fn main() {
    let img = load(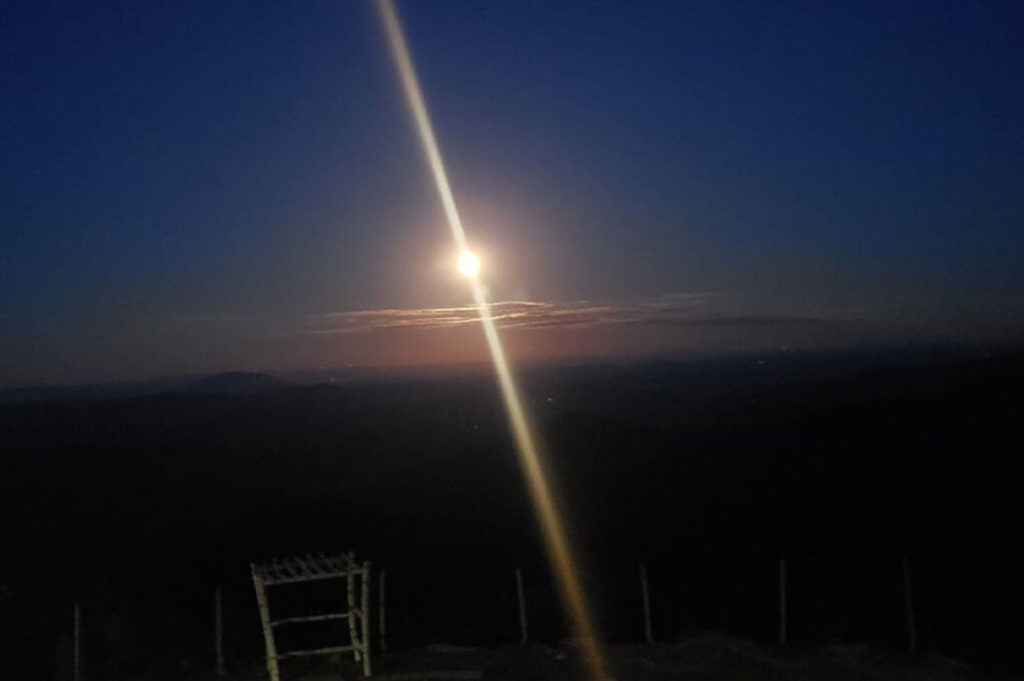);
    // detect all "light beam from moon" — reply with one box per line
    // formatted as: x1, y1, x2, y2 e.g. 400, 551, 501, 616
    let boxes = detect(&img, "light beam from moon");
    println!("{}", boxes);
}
374, 2, 609, 680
